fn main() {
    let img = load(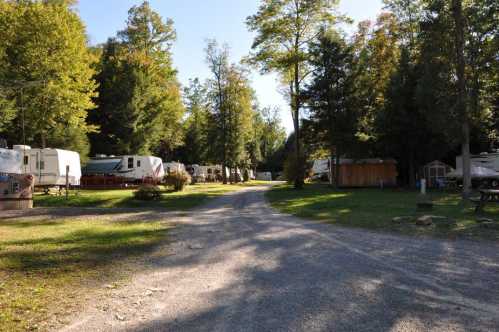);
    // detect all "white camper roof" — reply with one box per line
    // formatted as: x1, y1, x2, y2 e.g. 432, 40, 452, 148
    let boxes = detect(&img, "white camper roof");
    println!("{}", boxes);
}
0, 148, 22, 174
